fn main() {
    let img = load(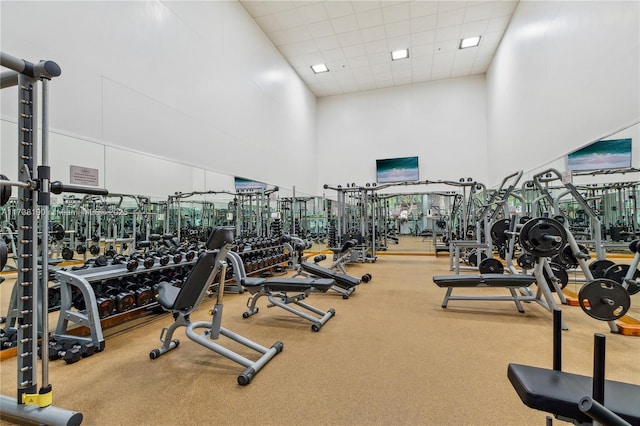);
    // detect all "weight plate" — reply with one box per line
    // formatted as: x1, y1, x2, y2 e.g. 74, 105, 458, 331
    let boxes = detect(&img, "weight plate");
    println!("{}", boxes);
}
76, 245, 86, 255
543, 262, 569, 292
0, 174, 11, 207
588, 259, 616, 279
61, 247, 74, 261
490, 219, 511, 247
629, 240, 639, 254
478, 258, 504, 274
468, 250, 487, 267
89, 245, 100, 256
519, 216, 532, 225
578, 278, 631, 321
519, 217, 567, 258
558, 244, 589, 269
50, 223, 65, 241
0, 239, 8, 270
517, 253, 536, 270
603, 263, 640, 287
